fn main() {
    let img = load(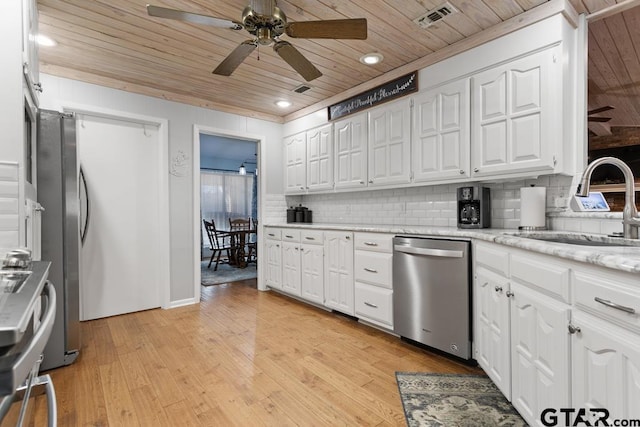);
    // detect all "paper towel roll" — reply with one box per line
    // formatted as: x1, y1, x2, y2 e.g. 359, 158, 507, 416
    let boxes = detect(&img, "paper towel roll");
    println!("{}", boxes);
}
520, 186, 546, 229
